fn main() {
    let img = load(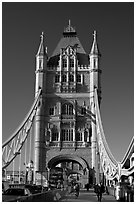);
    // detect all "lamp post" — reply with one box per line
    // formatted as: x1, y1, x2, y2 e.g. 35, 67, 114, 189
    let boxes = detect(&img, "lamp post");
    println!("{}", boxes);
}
26, 160, 34, 184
